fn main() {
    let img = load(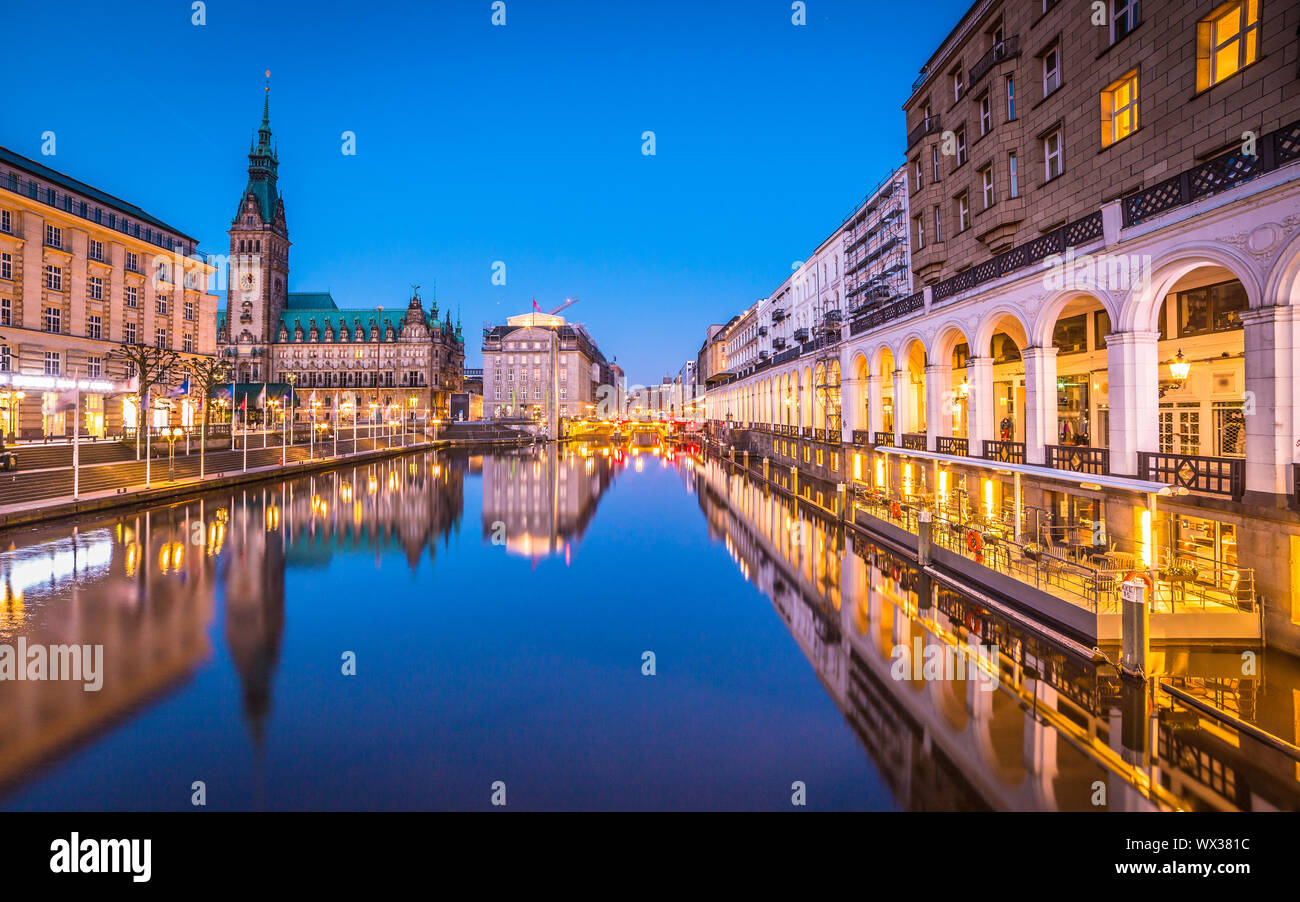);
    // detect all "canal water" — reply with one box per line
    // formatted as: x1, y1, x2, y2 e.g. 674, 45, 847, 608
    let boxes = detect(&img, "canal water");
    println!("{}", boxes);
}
0, 445, 1296, 811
